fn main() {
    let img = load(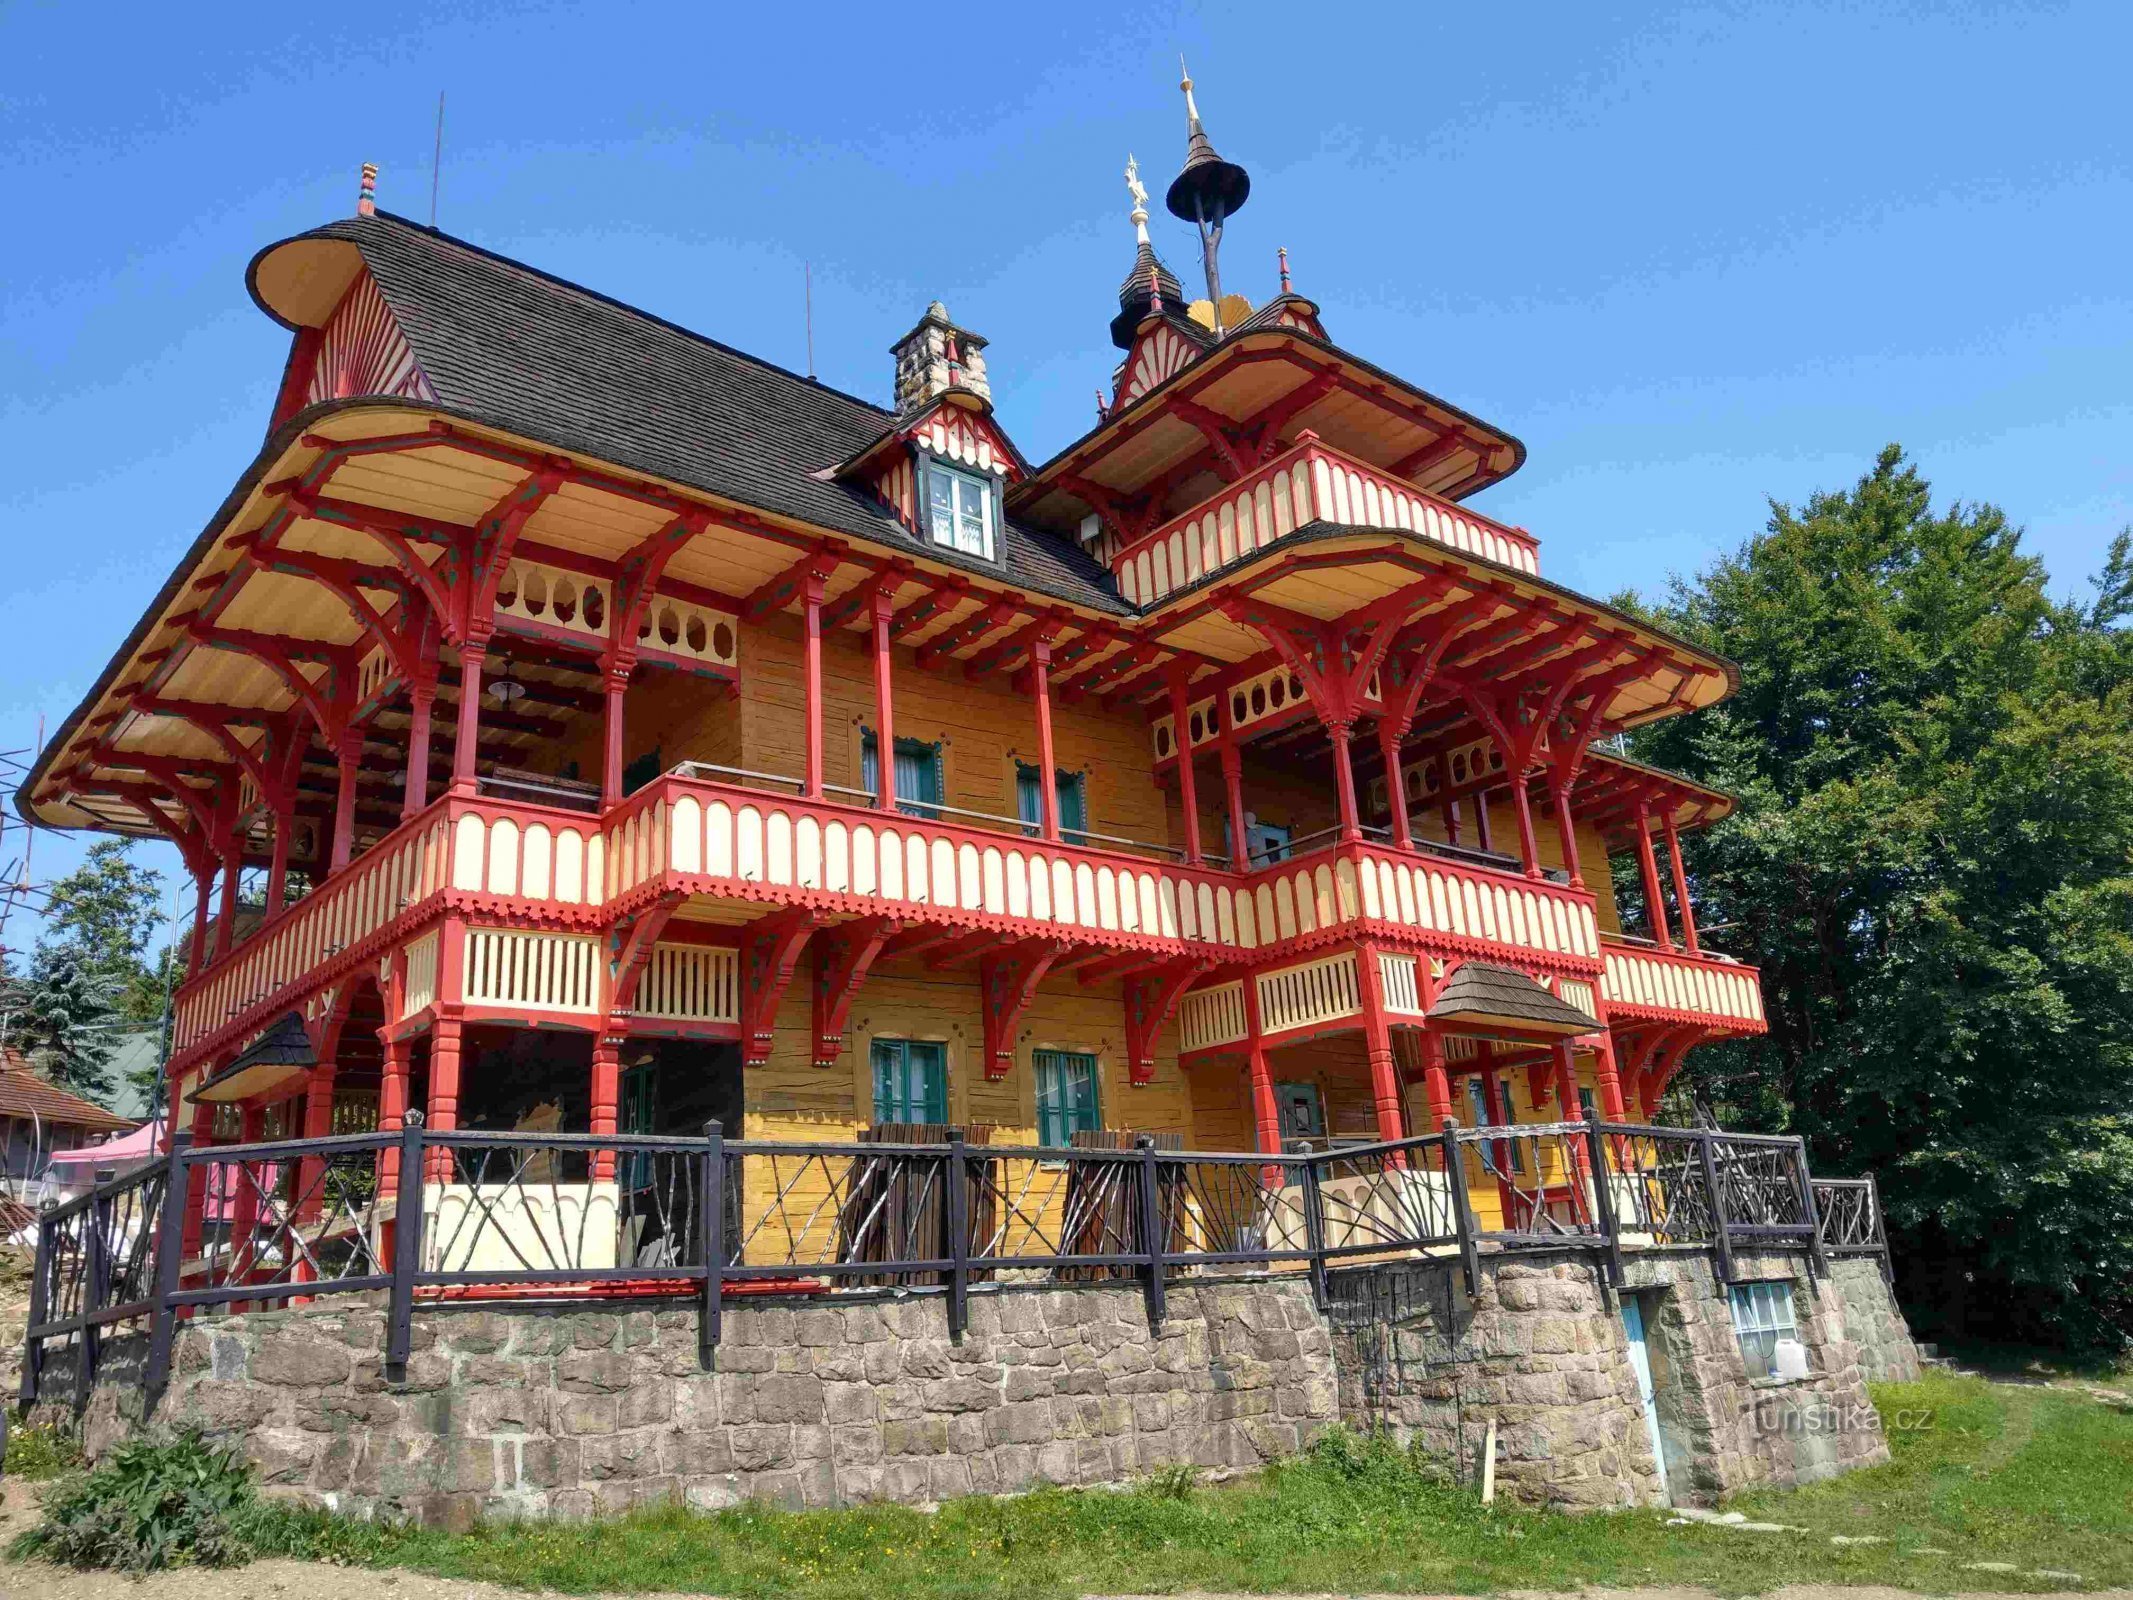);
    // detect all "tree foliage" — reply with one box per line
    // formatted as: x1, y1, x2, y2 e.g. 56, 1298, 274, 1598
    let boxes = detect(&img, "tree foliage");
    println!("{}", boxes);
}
42, 837, 168, 1024
1627, 446, 2133, 1352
